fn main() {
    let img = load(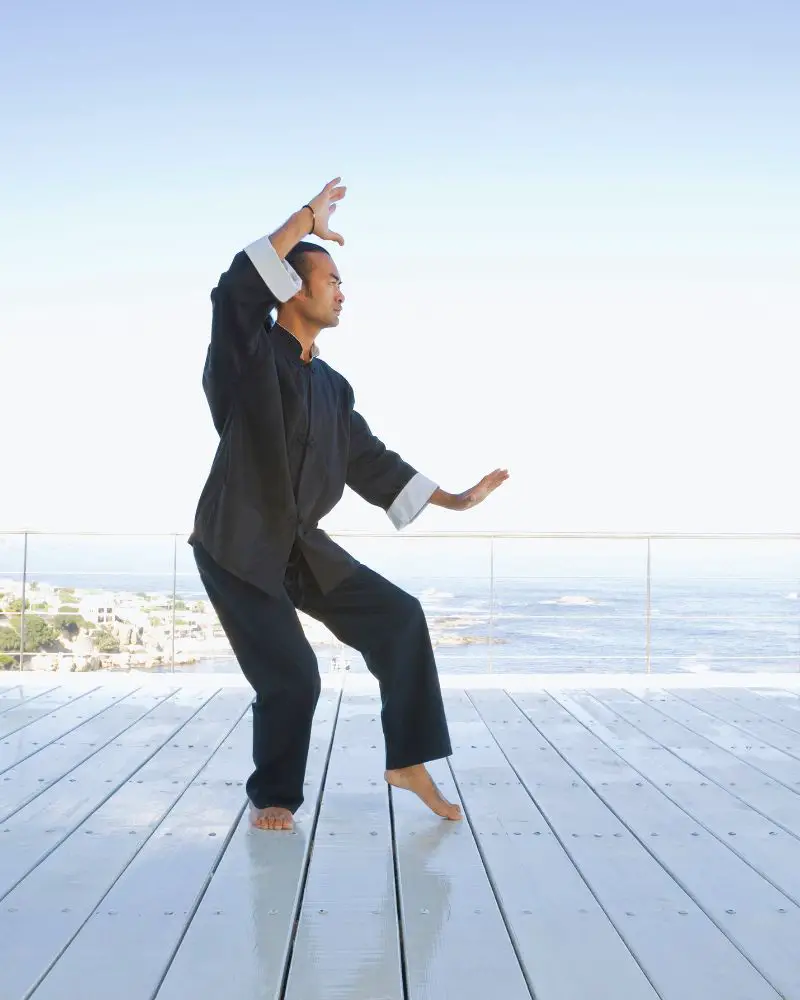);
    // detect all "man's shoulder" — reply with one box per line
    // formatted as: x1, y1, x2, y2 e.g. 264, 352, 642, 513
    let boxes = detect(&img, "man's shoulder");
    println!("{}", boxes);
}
316, 357, 351, 394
